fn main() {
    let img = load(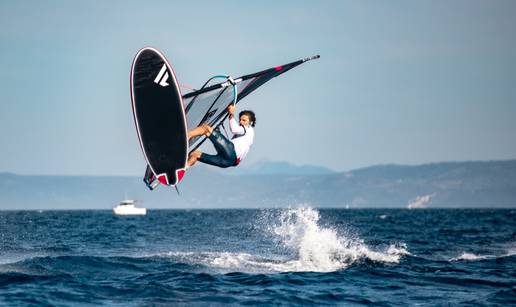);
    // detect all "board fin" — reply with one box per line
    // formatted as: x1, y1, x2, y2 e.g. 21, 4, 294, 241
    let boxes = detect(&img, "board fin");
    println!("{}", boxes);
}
143, 165, 160, 190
